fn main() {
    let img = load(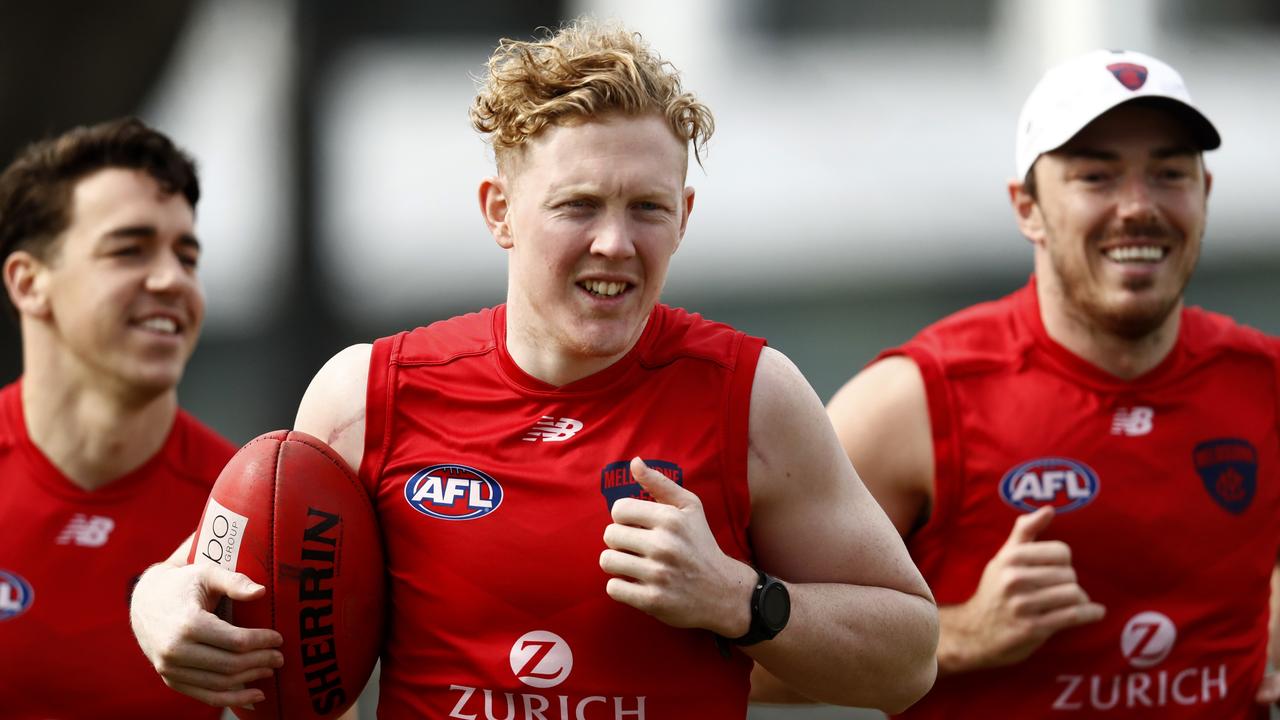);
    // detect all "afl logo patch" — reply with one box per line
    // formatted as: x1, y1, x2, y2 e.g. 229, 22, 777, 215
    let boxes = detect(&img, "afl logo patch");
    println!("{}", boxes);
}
0, 569, 34, 621
1000, 457, 1099, 514
404, 464, 503, 520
